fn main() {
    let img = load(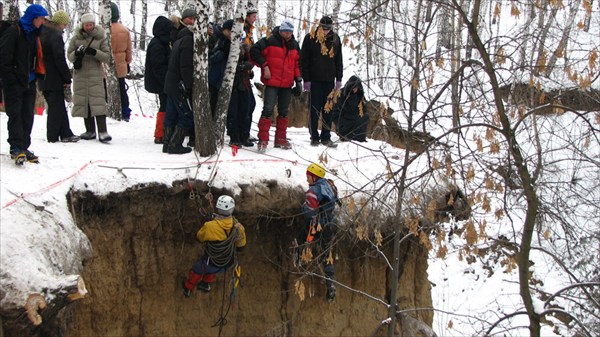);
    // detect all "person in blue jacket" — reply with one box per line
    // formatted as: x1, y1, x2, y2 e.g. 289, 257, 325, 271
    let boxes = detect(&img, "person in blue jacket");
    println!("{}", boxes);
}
301, 162, 339, 302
